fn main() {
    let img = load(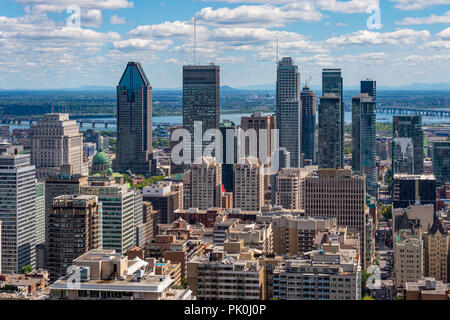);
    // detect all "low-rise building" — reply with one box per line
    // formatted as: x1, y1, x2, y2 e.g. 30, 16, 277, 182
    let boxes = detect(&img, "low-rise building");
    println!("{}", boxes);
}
405, 277, 448, 300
